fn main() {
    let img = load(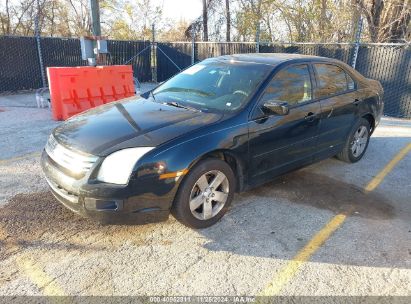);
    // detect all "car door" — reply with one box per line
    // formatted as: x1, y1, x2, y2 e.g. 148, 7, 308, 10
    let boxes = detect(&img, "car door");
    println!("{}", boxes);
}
248, 63, 321, 186
312, 63, 360, 159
